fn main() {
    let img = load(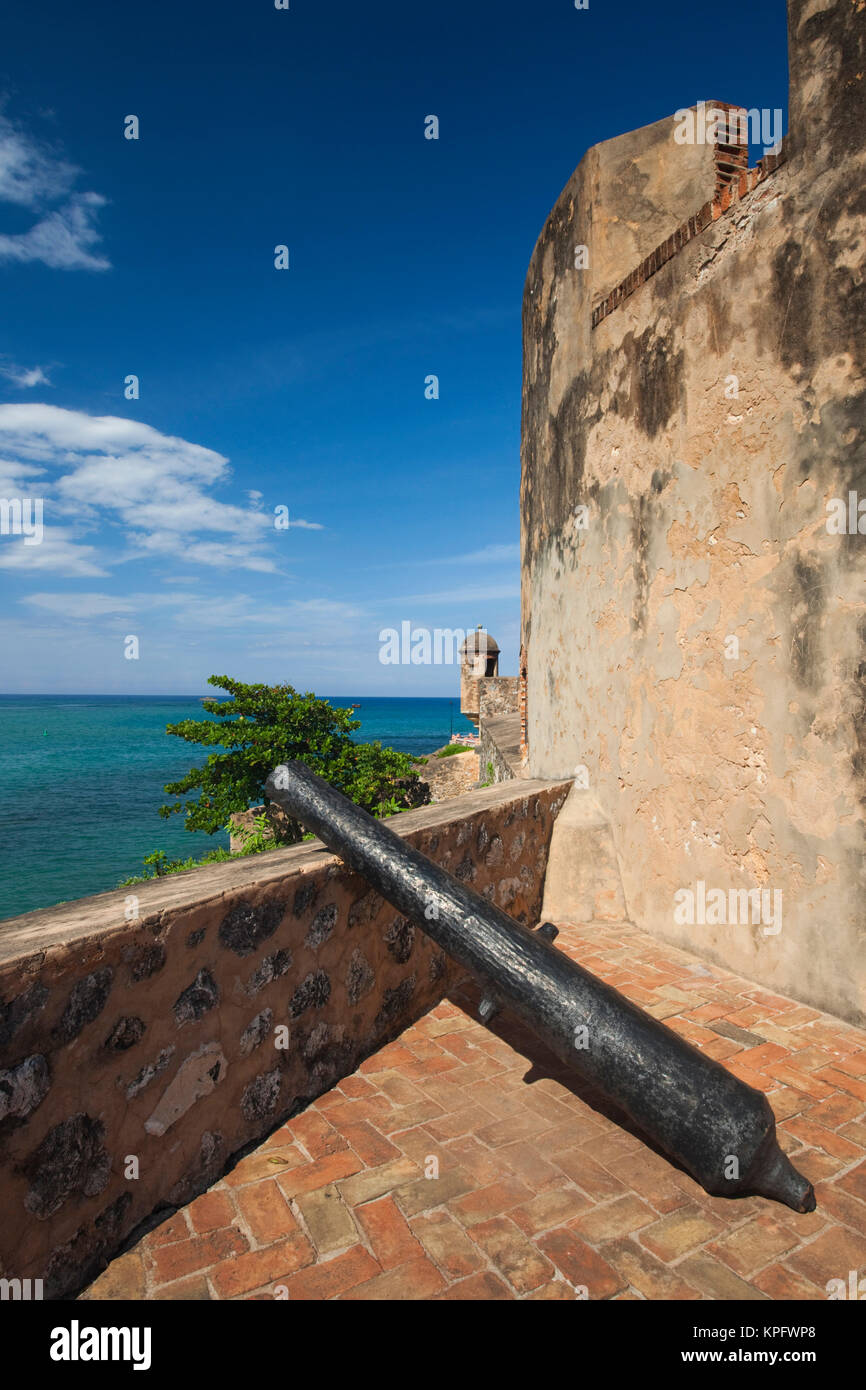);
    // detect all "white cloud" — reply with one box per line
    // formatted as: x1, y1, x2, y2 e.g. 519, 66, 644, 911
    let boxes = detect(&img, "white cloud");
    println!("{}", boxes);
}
364, 540, 517, 573
0, 192, 109, 271
0, 526, 106, 576
0, 113, 76, 207
20, 589, 364, 634
24, 591, 133, 618
0, 363, 51, 389
389, 583, 520, 605
443, 542, 519, 565
288, 518, 324, 531
0, 404, 300, 575
0, 113, 109, 271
